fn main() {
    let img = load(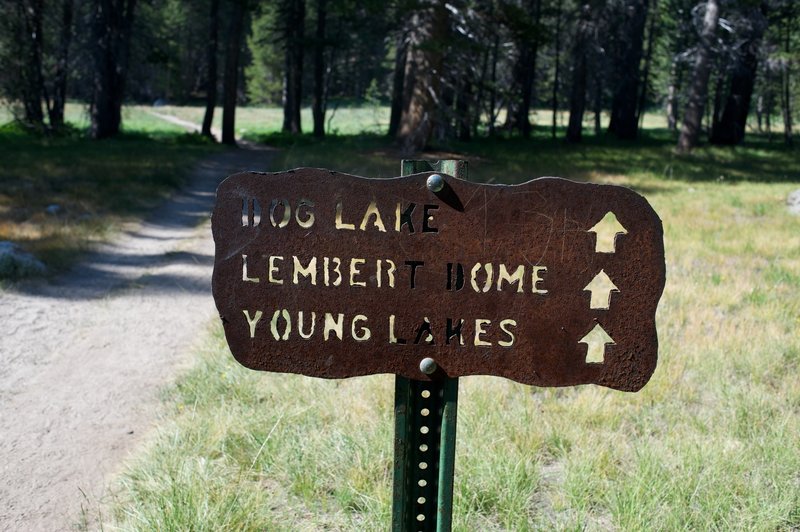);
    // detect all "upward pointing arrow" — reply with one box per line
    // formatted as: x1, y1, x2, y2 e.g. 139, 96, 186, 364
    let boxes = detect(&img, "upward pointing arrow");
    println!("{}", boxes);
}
579, 324, 615, 364
588, 212, 628, 253
583, 270, 620, 310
